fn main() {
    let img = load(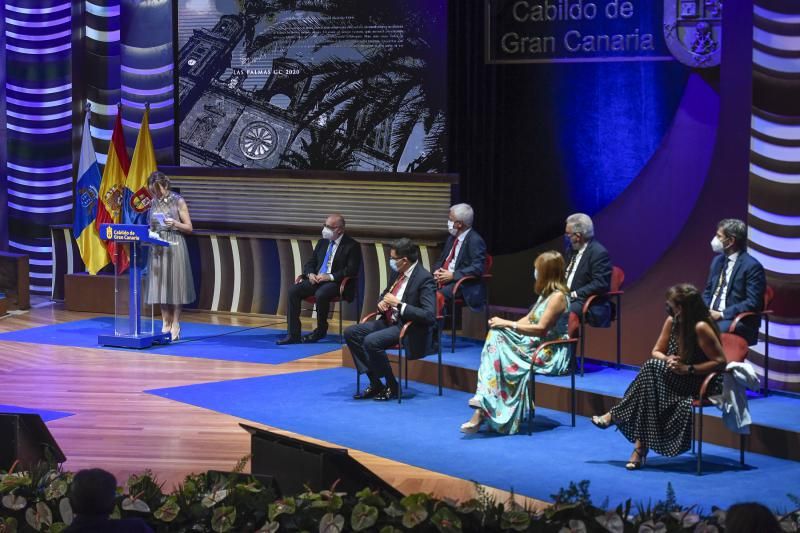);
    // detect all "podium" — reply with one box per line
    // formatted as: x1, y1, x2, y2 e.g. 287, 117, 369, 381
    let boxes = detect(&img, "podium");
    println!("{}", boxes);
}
98, 224, 171, 349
